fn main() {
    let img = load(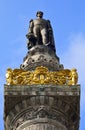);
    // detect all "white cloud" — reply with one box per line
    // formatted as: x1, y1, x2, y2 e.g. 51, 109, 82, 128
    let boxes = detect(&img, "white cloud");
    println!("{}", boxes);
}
62, 33, 85, 82
61, 33, 85, 111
